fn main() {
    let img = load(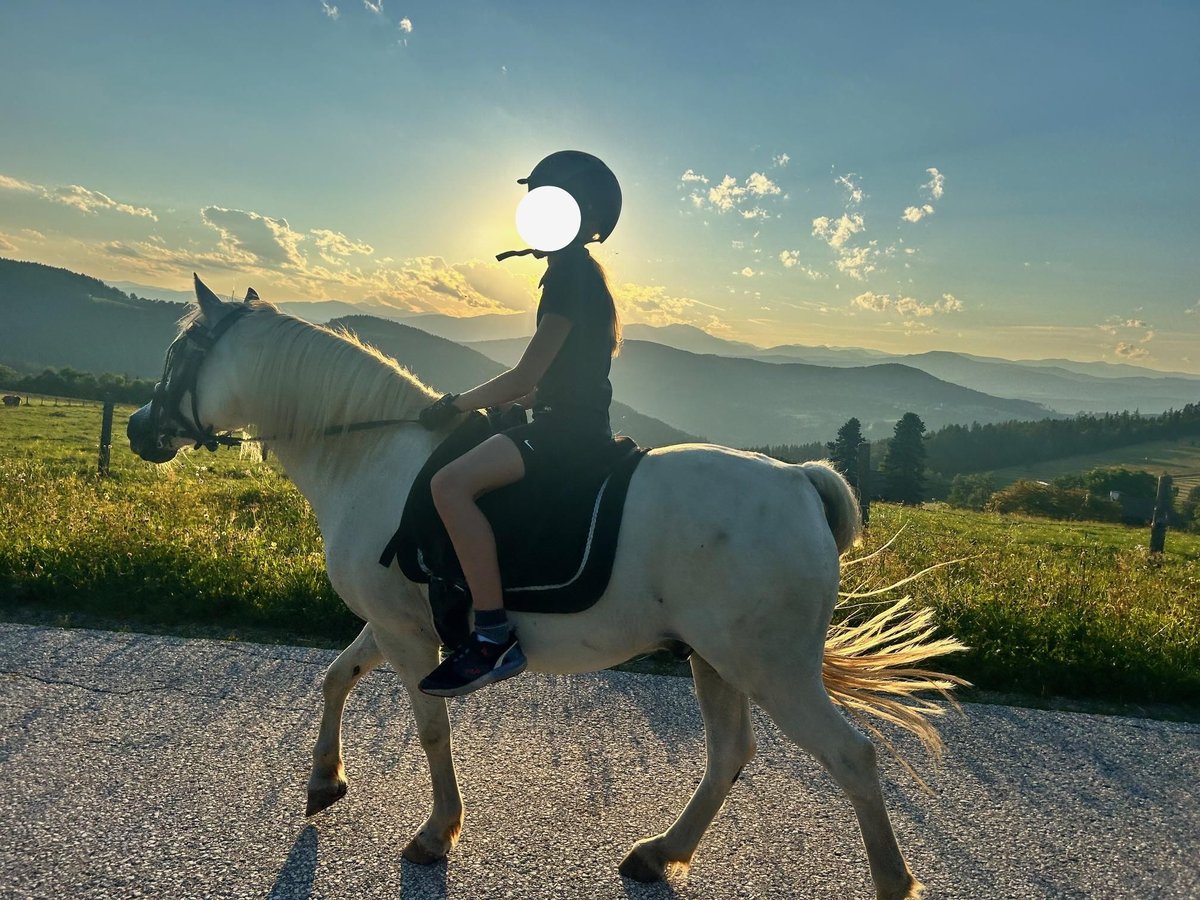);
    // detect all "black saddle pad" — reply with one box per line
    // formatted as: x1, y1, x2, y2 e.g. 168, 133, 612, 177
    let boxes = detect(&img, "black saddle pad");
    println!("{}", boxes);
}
380, 410, 647, 628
